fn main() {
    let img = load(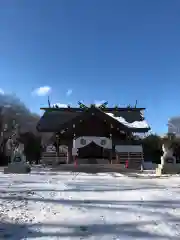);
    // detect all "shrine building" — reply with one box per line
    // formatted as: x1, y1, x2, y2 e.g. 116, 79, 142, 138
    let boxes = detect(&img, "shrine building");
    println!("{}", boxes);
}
36, 102, 150, 167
